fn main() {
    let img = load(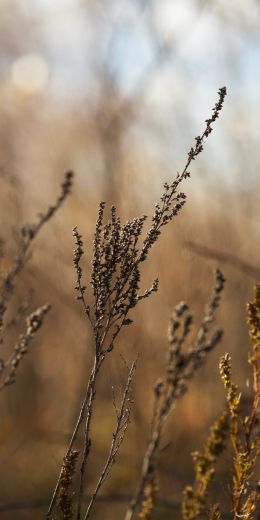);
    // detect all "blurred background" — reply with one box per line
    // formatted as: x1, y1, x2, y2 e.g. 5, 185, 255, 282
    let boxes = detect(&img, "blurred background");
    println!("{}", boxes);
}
0, 0, 259, 518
